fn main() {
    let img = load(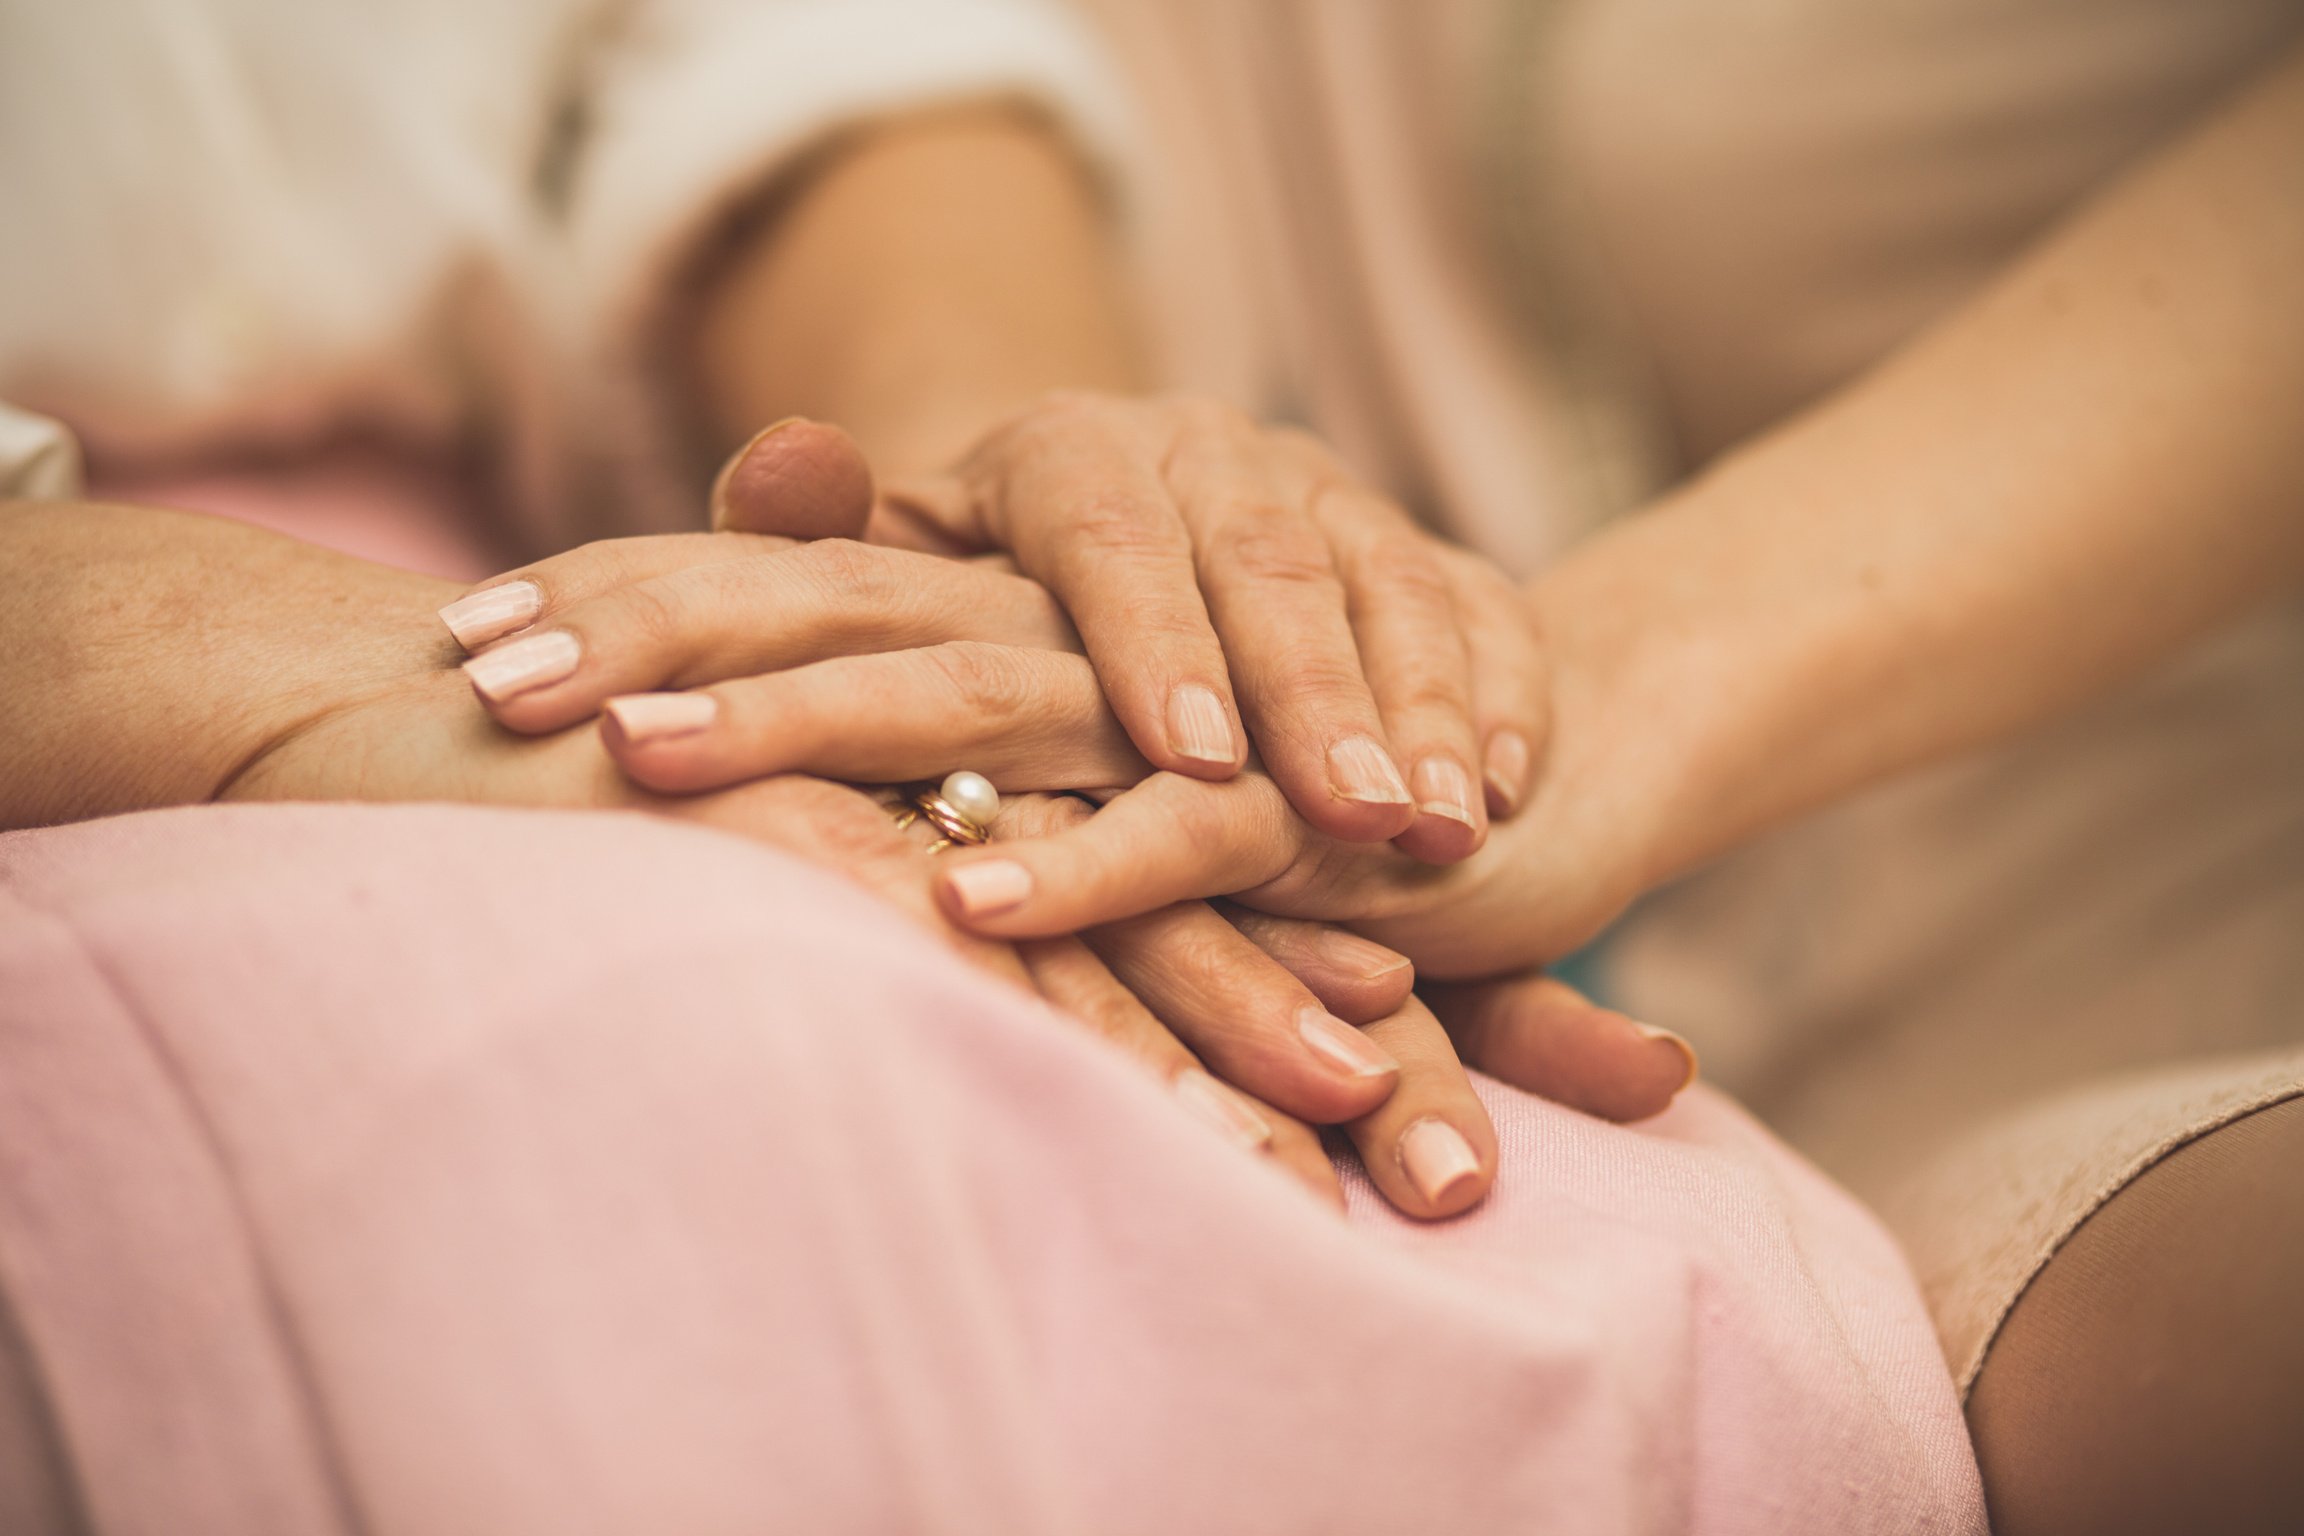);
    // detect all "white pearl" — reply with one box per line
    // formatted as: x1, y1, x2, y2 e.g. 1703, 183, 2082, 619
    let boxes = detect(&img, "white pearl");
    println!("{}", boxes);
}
940, 770, 1000, 828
